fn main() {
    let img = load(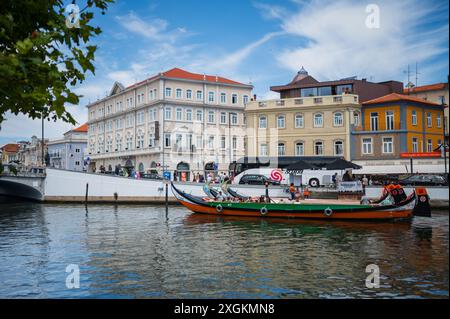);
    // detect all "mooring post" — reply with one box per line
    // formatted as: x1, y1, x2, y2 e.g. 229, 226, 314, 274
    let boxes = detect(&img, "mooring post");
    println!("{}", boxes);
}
165, 182, 169, 215
85, 183, 89, 203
